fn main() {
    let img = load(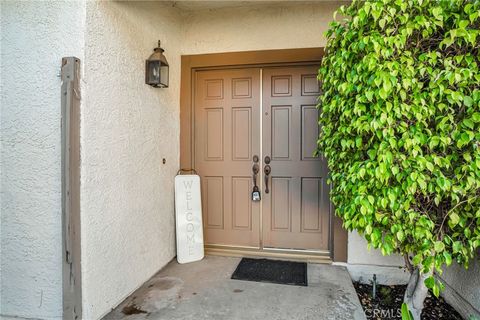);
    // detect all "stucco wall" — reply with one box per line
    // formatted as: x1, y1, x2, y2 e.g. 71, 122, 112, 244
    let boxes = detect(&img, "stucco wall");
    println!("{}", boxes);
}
0, 1, 85, 319
181, 3, 342, 55
346, 231, 409, 285
81, 2, 182, 319
439, 255, 480, 319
